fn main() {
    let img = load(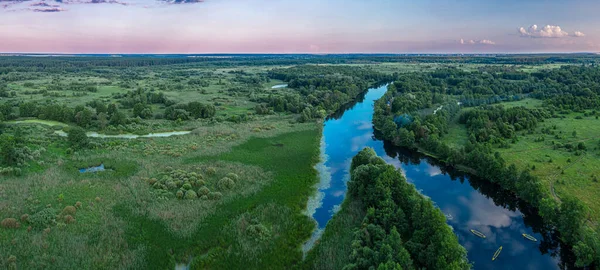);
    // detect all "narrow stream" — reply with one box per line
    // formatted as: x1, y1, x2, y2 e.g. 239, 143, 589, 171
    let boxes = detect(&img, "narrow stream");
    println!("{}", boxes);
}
306, 84, 577, 269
